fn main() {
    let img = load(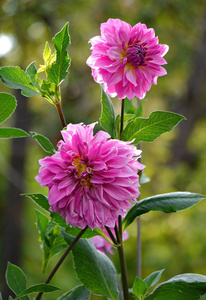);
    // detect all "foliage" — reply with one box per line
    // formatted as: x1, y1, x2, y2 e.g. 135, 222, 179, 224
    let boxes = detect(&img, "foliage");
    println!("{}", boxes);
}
0, 9, 206, 300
